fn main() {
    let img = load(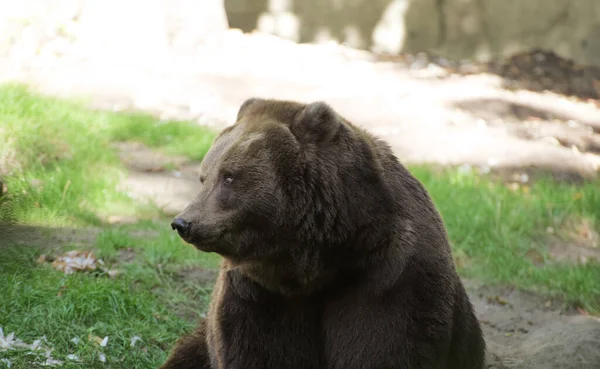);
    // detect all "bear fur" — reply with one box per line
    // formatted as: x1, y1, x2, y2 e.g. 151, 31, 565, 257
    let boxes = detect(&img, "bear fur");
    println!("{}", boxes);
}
160, 98, 486, 369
